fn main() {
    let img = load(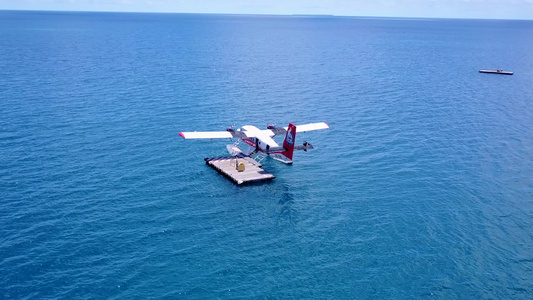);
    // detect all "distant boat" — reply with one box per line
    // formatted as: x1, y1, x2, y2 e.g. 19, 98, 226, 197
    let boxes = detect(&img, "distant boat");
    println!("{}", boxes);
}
479, 69, 513, 75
